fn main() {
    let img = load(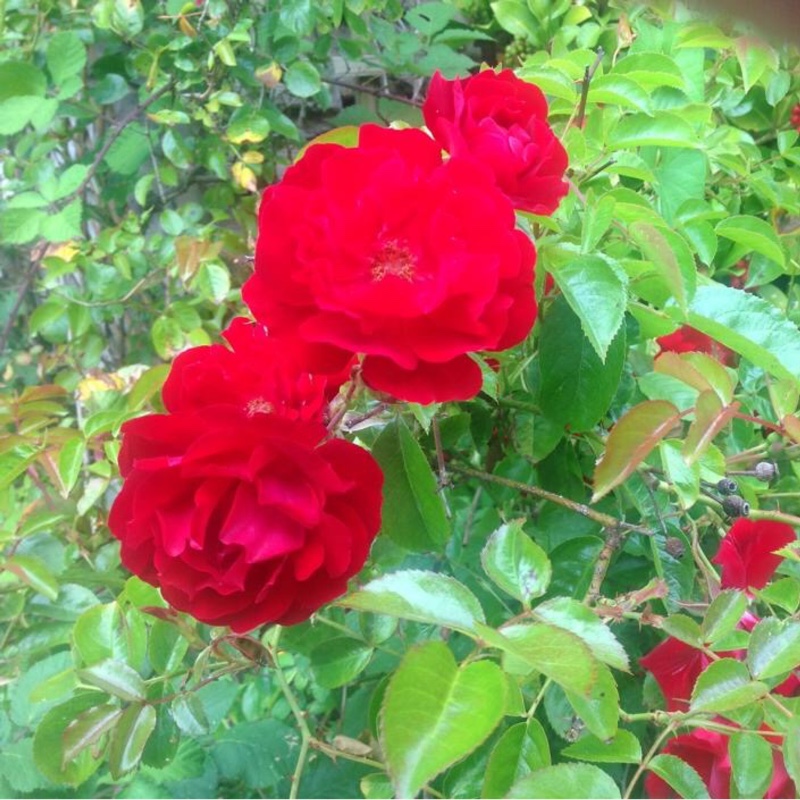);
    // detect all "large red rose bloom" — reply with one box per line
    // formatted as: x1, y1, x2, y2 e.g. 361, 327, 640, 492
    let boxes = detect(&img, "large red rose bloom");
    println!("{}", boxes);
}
423, 69, 569, 215
108, 412, 383, 632
242, 125, 537, 404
